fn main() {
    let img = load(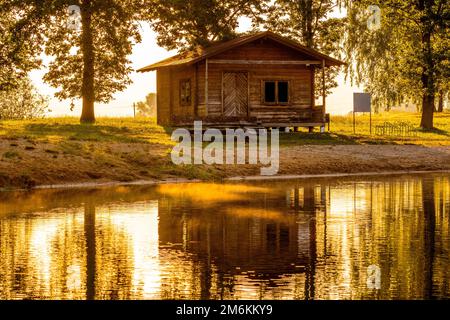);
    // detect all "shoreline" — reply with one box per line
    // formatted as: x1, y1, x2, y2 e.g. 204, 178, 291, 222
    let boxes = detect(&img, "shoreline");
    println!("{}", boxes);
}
2, 133, 450, 191
16, 169, 450, 191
